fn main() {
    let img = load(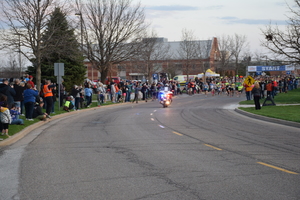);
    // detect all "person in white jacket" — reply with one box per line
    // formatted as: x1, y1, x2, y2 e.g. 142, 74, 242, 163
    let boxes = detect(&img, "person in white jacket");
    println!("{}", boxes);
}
0, 101, 12, 137
110, 82, 116, 103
